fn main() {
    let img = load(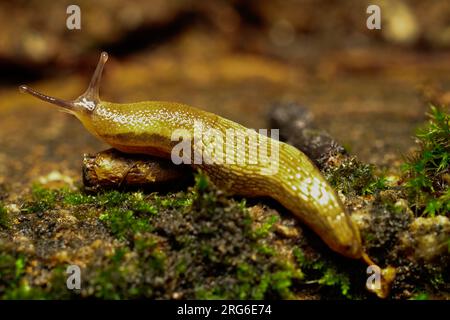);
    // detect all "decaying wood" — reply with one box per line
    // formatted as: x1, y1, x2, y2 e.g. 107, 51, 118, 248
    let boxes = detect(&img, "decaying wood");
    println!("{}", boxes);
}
82, 149, 190, 191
